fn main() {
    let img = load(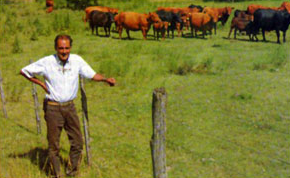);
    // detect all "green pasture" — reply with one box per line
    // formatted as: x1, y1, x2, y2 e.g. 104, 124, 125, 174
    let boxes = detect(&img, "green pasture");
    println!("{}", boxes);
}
0, 0, 290, 178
